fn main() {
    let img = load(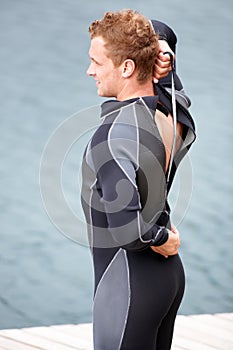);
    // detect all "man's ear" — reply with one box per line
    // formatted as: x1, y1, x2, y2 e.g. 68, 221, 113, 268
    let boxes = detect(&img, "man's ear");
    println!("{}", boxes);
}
121, 59, 136, 79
